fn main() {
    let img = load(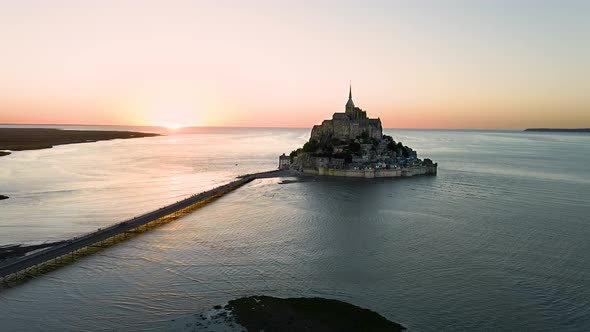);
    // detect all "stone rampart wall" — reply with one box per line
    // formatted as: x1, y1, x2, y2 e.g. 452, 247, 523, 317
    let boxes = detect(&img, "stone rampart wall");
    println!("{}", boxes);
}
315, 165, 436, 178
